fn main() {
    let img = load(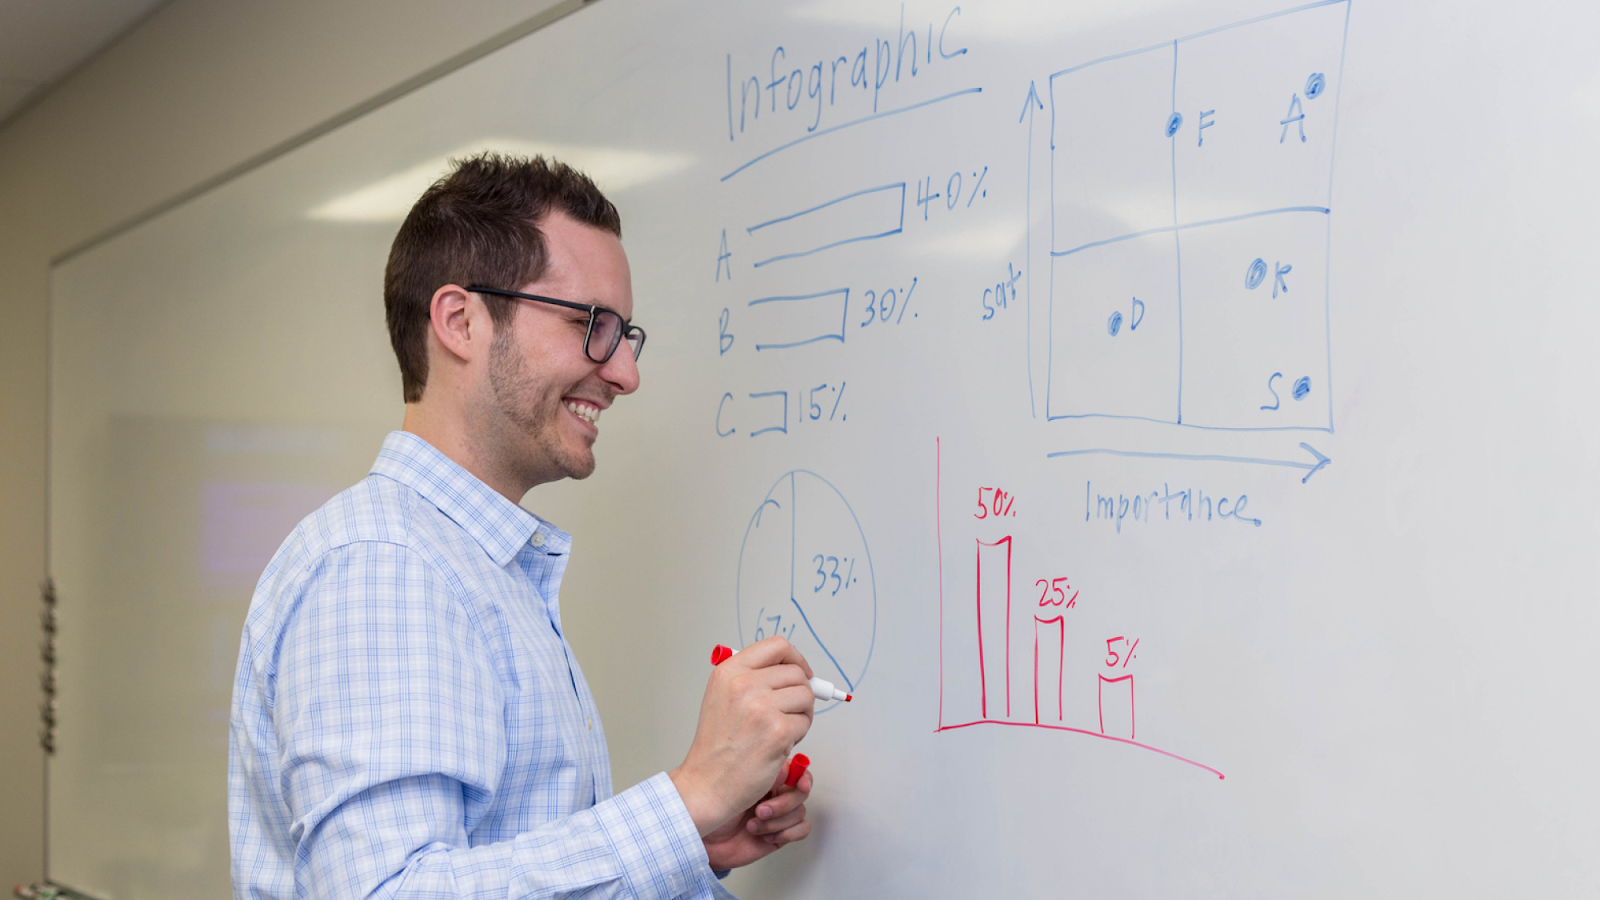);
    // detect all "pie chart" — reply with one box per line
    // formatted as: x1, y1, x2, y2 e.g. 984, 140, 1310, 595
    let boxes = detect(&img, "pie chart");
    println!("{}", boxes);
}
736, 470, 876, 712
